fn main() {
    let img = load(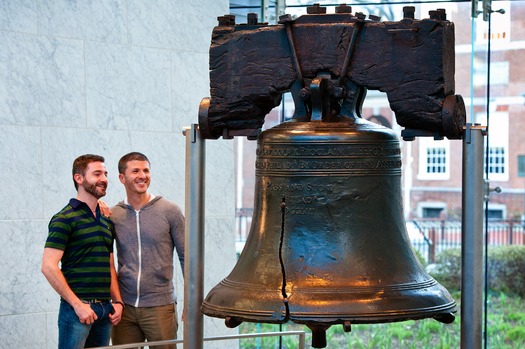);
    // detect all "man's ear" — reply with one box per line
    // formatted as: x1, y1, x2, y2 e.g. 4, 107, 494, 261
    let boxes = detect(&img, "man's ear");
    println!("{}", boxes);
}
119, 173, 125, 184
73, 173, 83, 186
